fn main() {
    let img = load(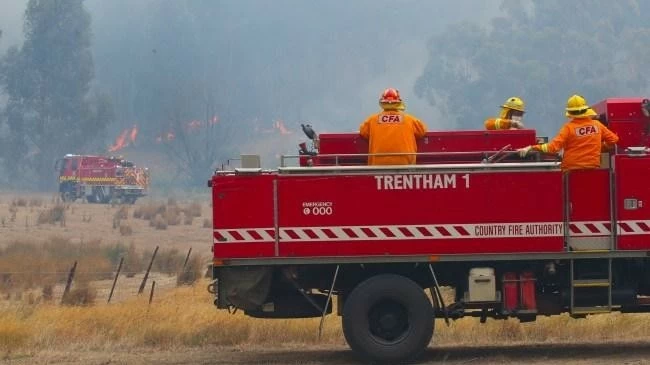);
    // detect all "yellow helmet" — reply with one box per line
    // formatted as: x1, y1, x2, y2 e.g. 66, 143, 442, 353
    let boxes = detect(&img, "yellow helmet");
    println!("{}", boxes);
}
501, 96, 526, 112
565, 94, 597, 118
